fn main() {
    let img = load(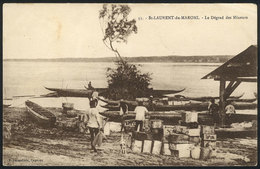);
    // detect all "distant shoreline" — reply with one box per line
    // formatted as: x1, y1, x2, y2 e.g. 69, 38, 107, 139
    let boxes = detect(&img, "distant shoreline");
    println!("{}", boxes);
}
3, 55, 233, 63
